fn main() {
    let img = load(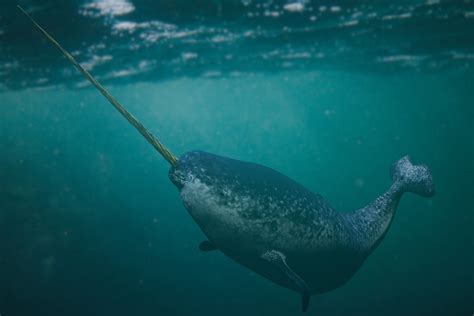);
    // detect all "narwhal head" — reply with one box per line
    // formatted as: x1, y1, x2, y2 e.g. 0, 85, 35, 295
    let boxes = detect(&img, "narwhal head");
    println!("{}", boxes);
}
168, 151, 238, 230
168, 150, 218, 190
